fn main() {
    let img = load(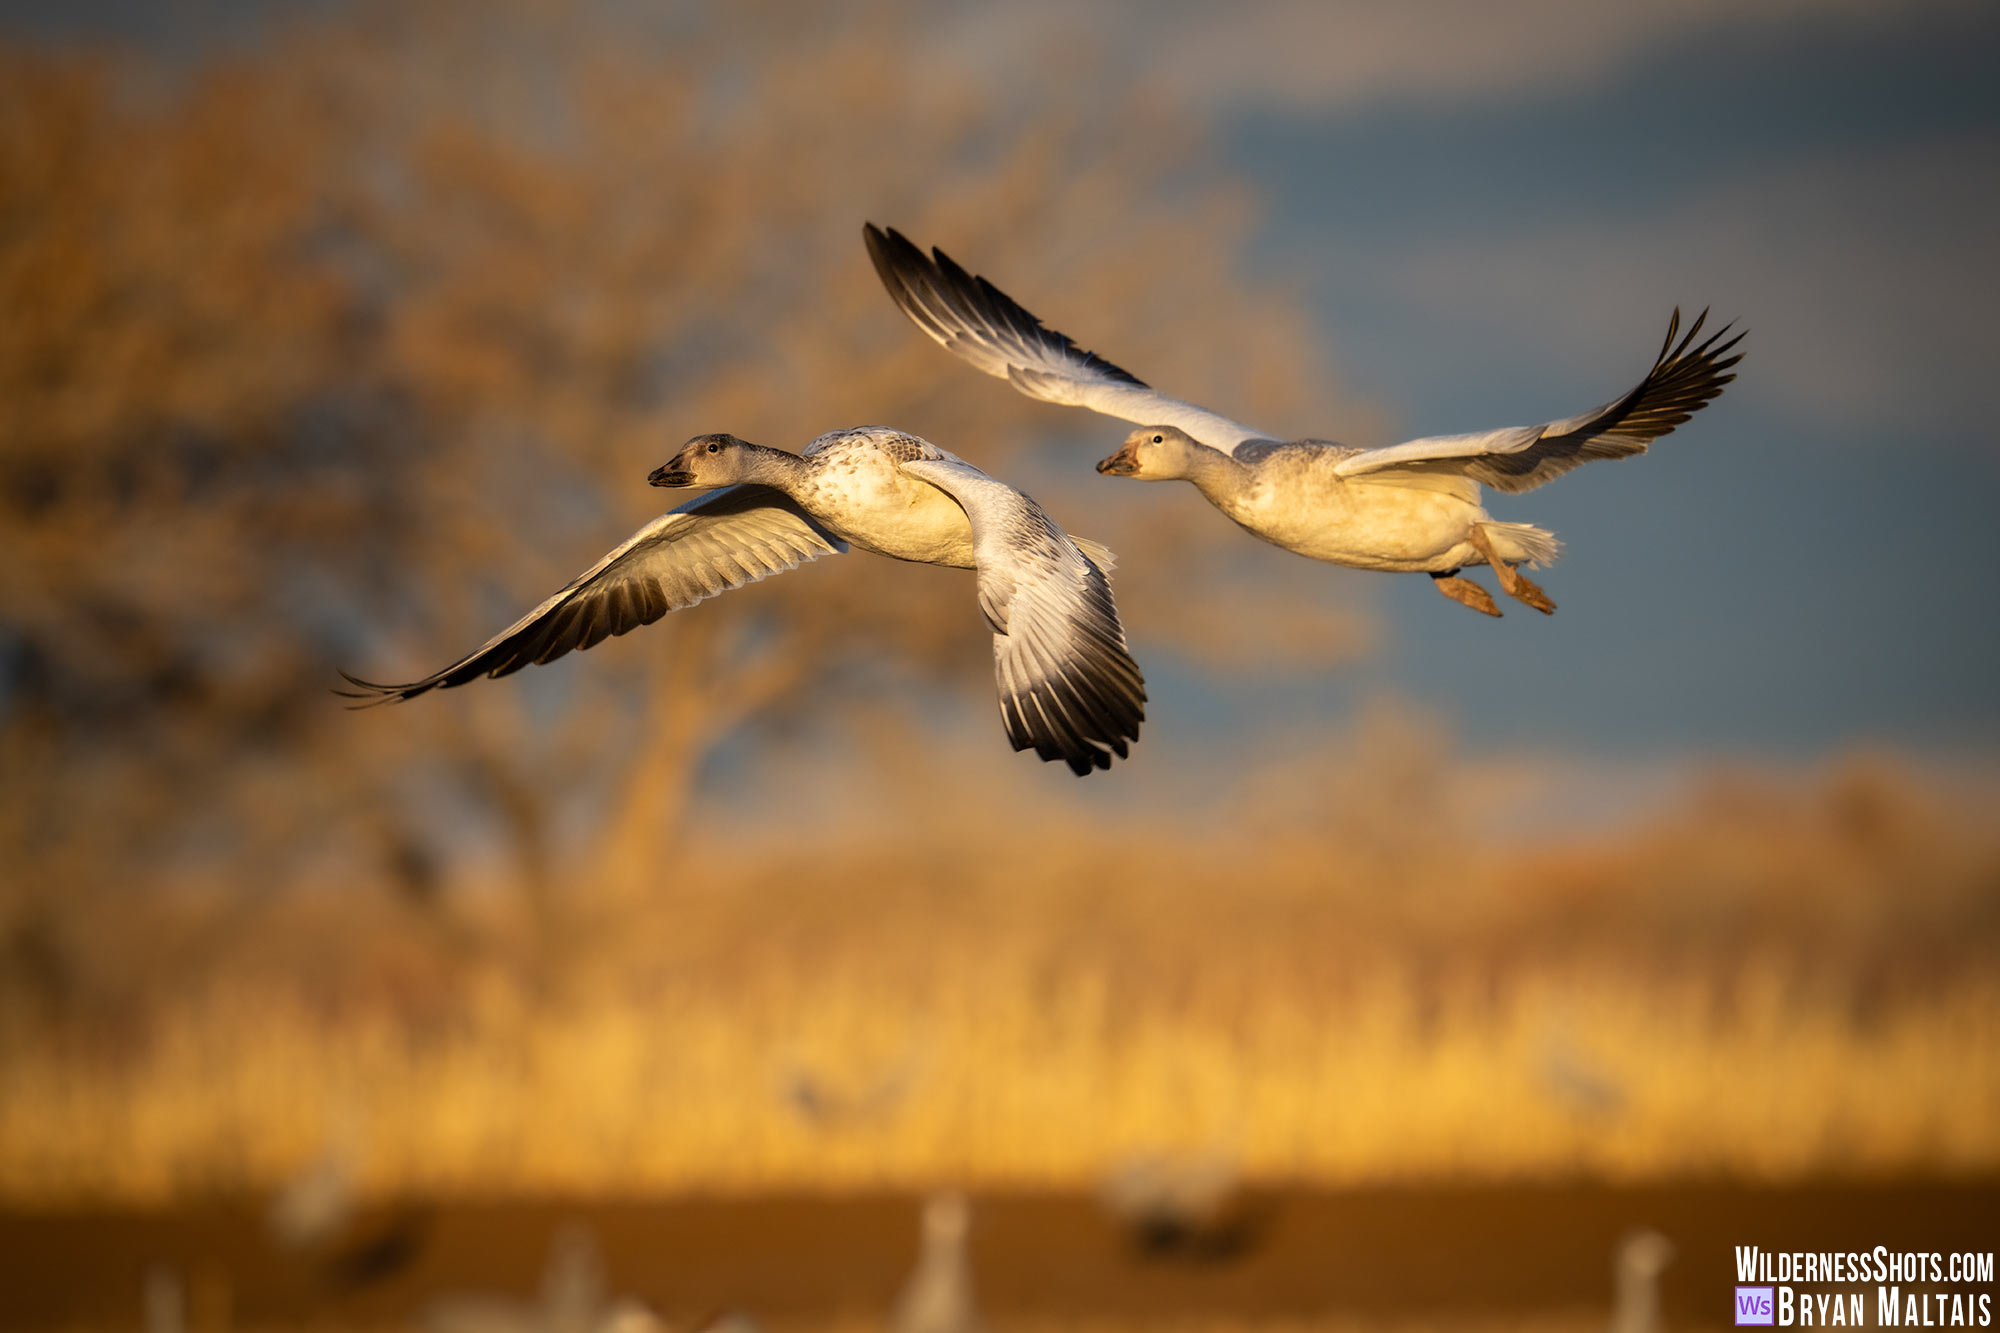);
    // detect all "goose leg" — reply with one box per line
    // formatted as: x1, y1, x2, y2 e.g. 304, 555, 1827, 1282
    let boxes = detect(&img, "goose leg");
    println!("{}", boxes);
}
1468, 525, 1556, 615
1430, 569, 1500, 617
